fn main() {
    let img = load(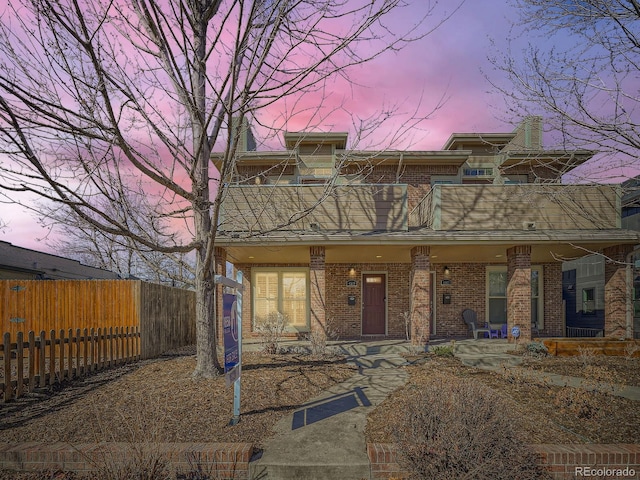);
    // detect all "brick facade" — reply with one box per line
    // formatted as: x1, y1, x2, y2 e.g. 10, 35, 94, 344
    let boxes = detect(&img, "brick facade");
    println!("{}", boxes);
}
367, 443, 640, 480
309, 246, 326, 333
507, 245, 532, 342
233, 256, 567, 341
410, 246, 430, 344
603, 244, 634, 338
